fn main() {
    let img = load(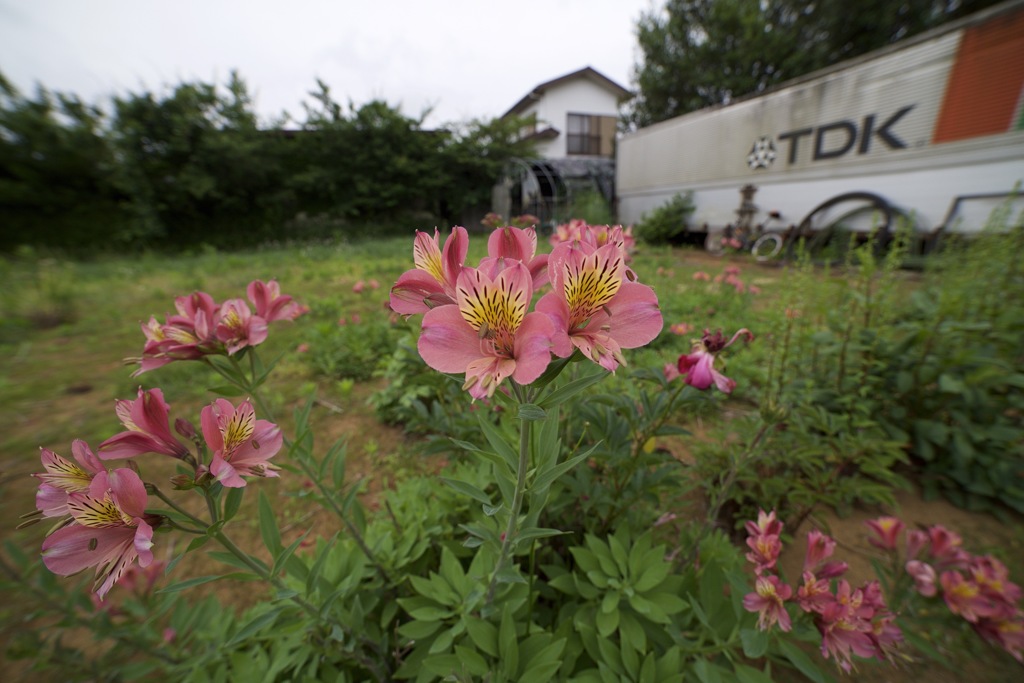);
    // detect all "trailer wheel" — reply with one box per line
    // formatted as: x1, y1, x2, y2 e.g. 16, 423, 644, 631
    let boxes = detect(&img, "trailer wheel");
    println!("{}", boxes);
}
750, 232, 785, 261
787, 192, 894, 264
